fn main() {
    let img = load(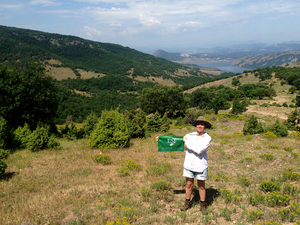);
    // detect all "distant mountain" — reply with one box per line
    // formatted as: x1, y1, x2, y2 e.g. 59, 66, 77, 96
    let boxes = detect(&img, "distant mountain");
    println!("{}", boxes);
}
151, 49, 186, 61
232, 50, 300, 68
152, 42, 300, 66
